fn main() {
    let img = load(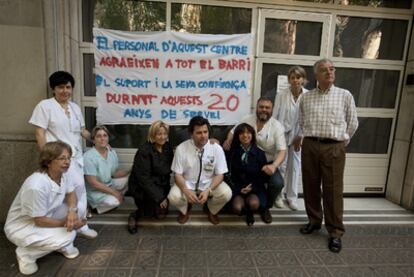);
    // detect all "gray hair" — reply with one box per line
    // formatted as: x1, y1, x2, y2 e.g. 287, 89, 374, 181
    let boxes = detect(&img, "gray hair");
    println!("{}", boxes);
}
313, 58, 333, 73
